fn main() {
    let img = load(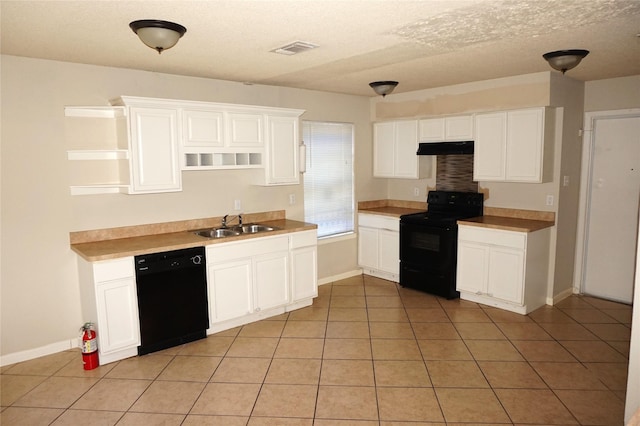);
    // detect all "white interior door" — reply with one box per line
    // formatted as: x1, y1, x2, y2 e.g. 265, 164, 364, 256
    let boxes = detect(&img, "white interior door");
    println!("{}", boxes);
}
583, 113, 640, 303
